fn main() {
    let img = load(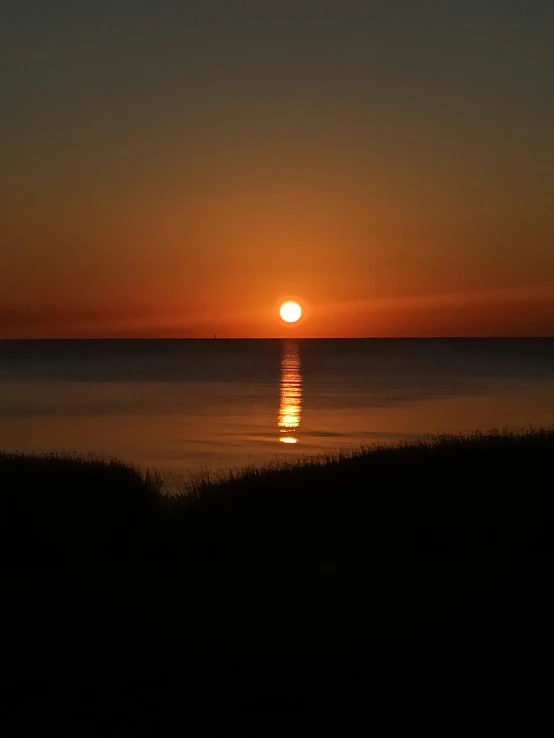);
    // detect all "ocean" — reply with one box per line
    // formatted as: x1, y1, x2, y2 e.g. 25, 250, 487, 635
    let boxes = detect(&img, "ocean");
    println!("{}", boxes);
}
1, 338, 553, 479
